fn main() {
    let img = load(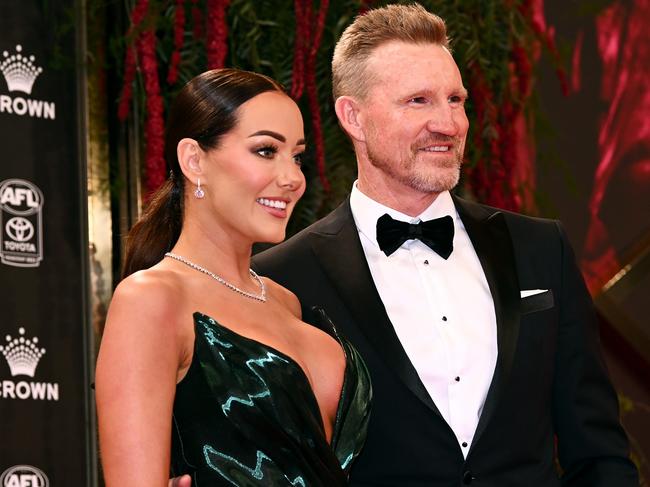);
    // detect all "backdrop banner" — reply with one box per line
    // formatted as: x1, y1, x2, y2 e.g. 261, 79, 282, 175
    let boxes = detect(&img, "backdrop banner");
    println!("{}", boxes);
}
0, 1, 91, 486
